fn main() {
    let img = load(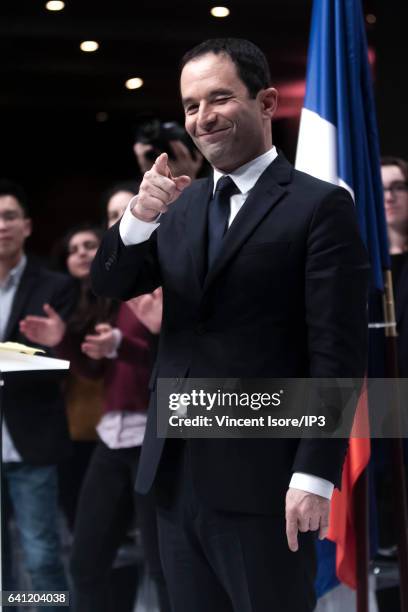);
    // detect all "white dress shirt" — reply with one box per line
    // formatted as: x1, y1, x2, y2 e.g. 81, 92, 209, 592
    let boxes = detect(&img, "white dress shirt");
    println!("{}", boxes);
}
119, 147, 334, 500
96, 411, 147, 449
94, 329, 148, 449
